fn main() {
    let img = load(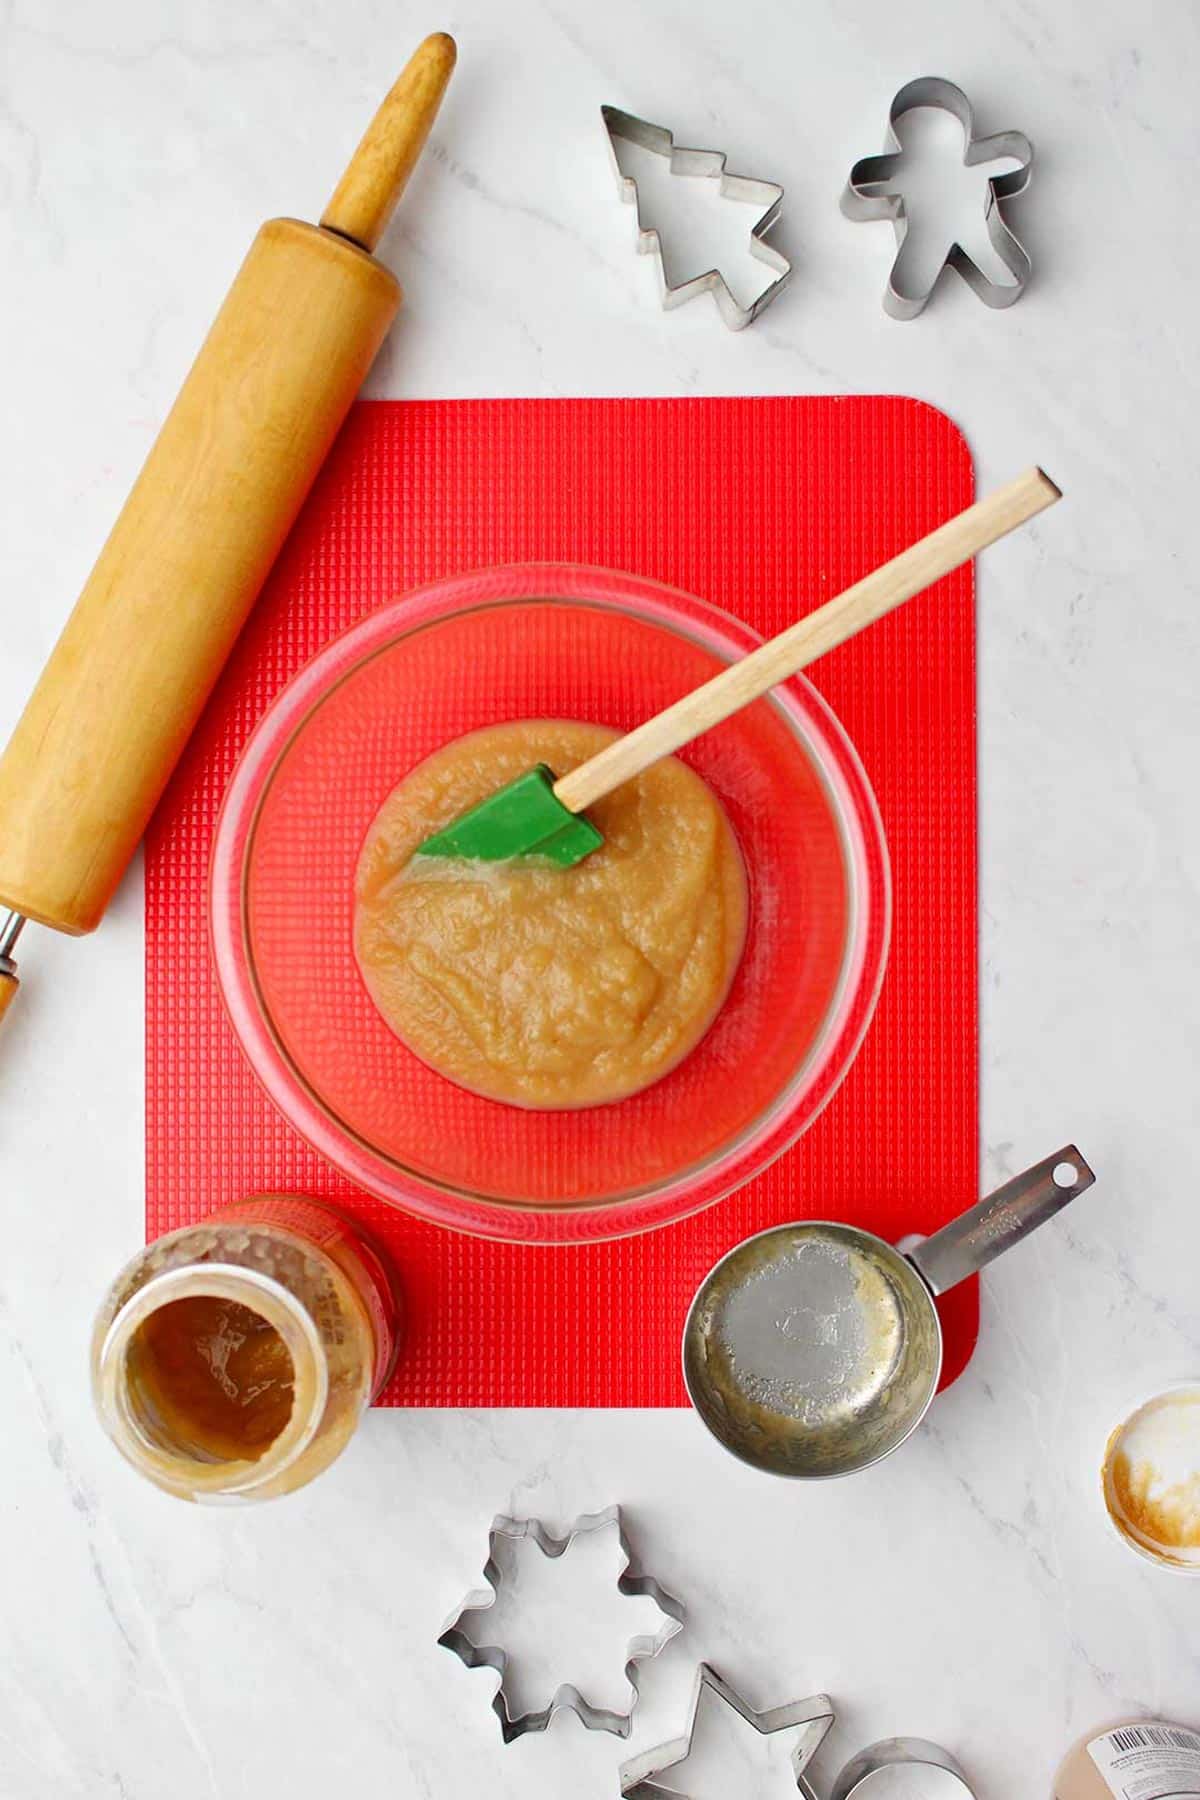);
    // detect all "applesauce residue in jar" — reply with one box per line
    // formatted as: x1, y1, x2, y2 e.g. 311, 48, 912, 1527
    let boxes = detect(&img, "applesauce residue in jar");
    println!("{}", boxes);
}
127, 1295, 296, 1463
91, 1197, 402, 1503
1103, 1386, 1200, 1568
